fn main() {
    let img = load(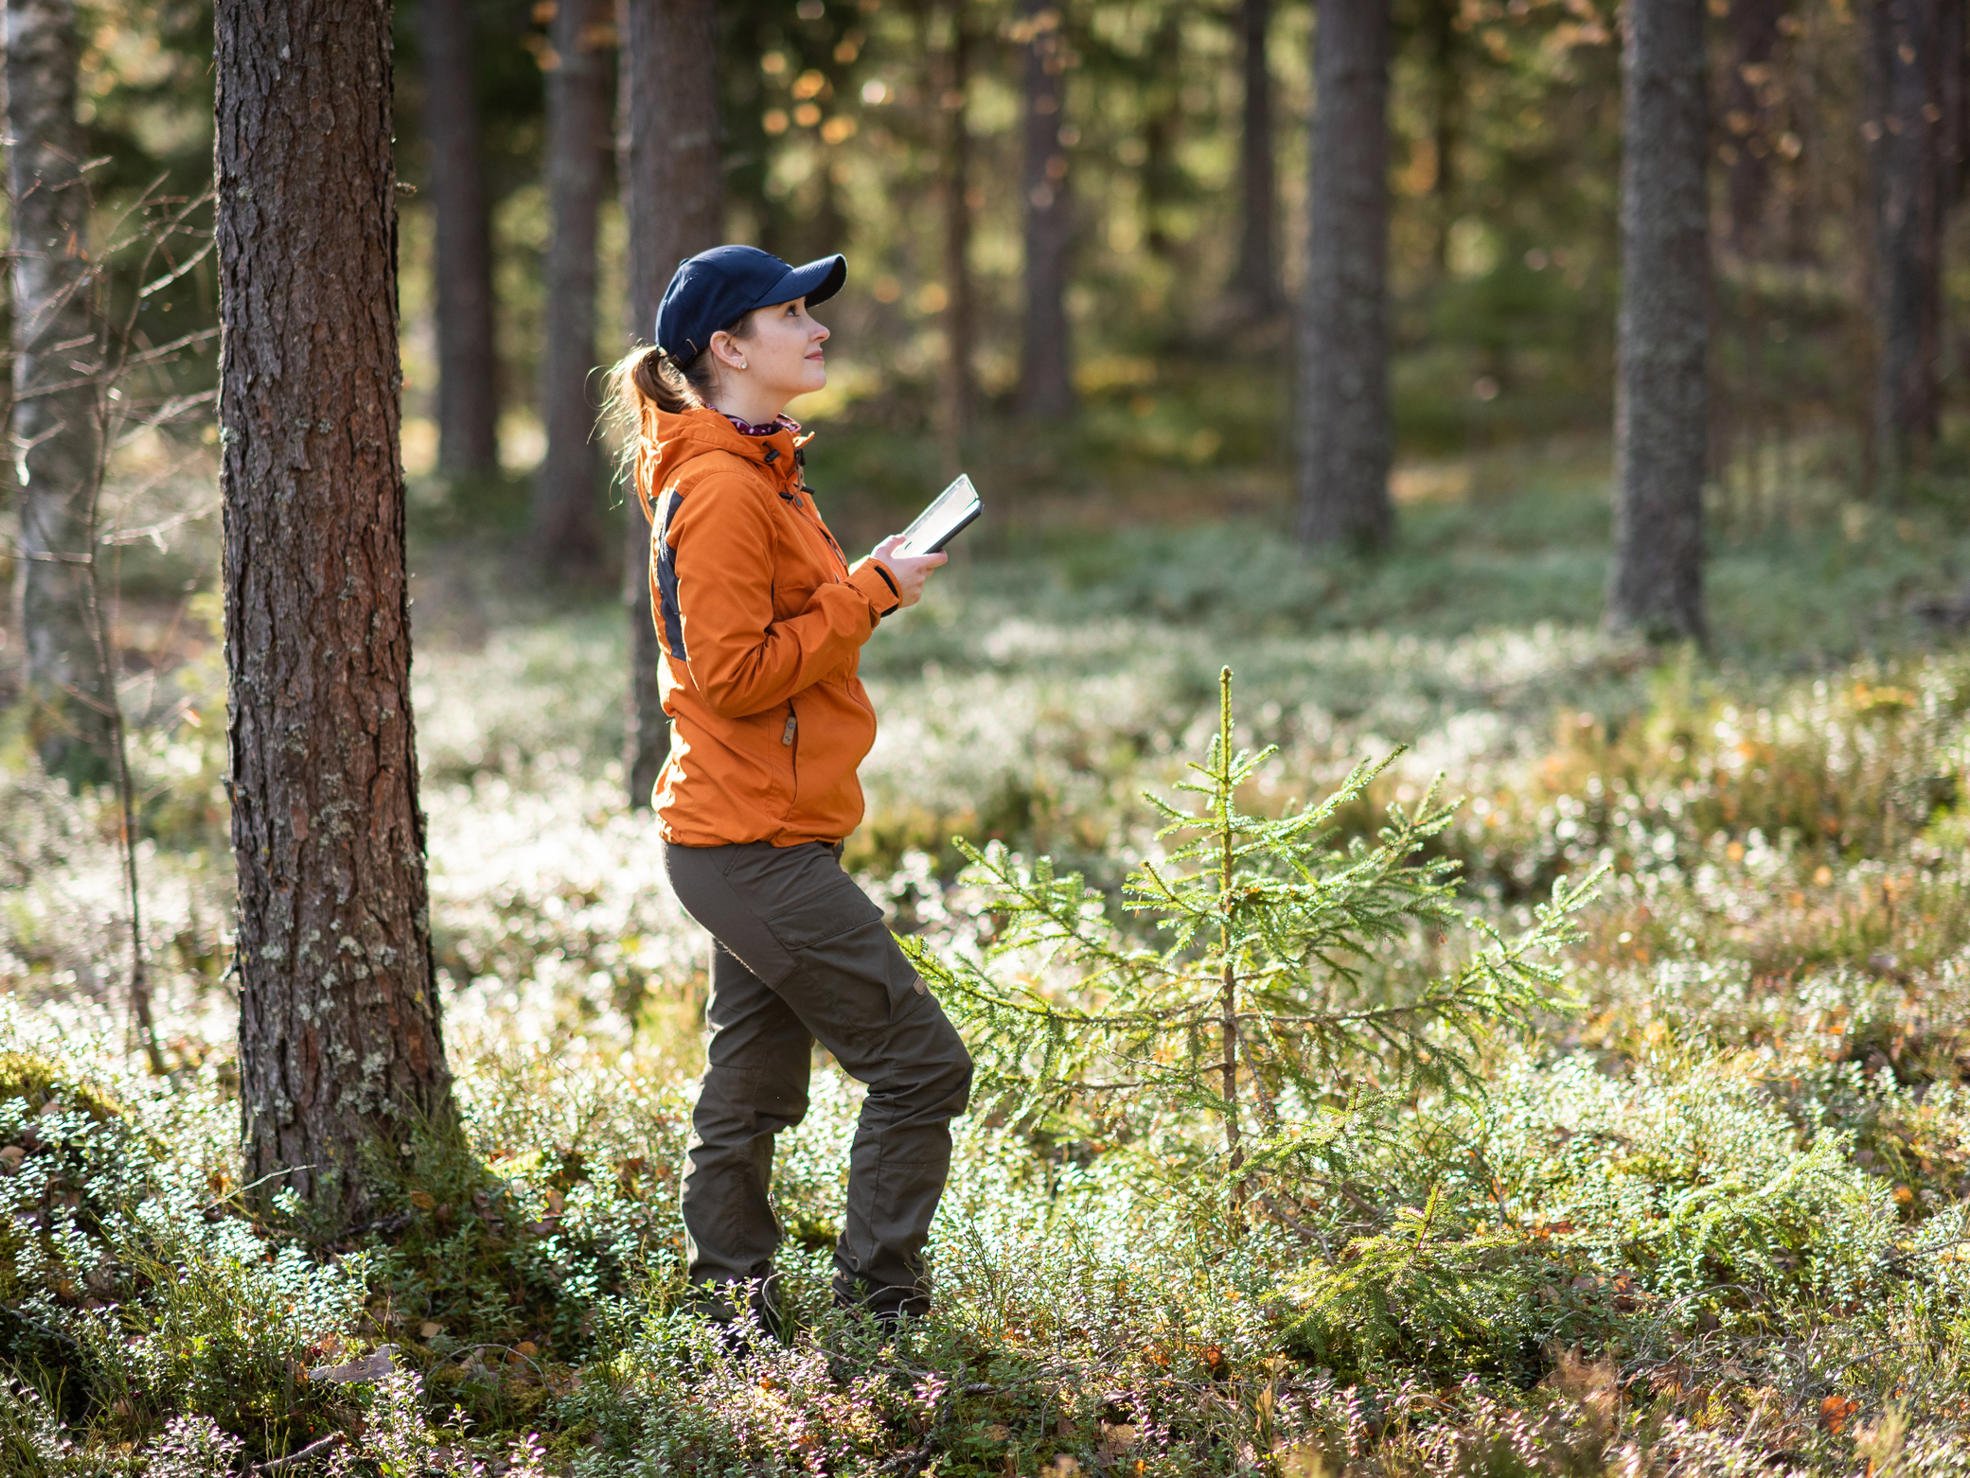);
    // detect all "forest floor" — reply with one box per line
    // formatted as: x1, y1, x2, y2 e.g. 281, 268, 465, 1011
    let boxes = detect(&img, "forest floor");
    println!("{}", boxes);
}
4, 430, 1970, 1475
